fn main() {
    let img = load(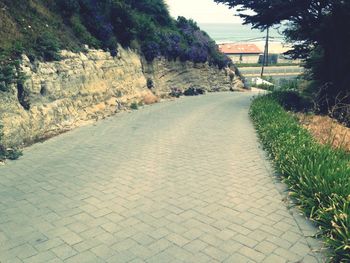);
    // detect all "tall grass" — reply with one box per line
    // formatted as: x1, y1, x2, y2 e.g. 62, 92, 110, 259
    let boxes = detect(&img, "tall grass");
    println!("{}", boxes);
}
250, 95, 350, 261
